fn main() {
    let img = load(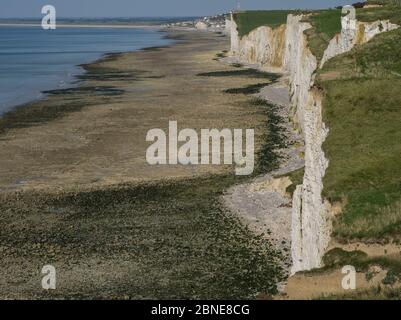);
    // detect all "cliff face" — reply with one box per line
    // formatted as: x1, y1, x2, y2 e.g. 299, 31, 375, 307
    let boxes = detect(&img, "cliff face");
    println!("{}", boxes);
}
229, 12, 399, 273
321, 19, 399, 67
230, 17, 286, 70
282, 15, 330, 273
